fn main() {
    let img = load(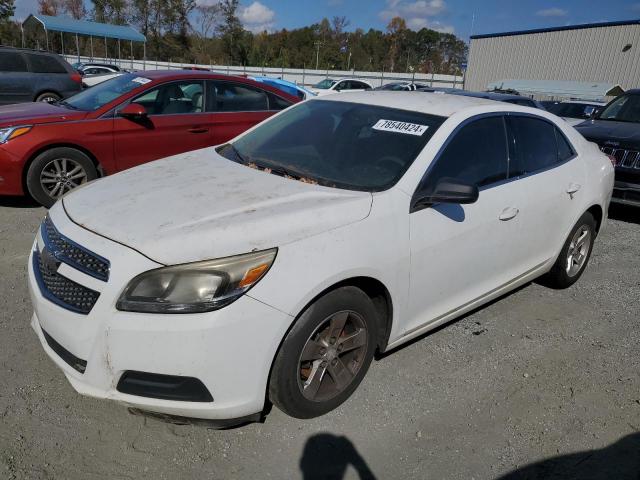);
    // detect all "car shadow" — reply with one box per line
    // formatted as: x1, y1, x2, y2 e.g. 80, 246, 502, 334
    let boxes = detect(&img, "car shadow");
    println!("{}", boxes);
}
0, 195, 41, 209
609, 204, 639, 225
300, 433, 377, 480
494, 432, 640, 479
